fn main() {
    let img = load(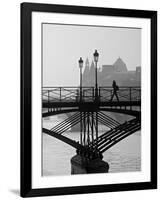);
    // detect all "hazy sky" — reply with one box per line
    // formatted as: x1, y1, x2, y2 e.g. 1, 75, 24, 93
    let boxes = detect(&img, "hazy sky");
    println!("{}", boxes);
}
43, 24, 141, 86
